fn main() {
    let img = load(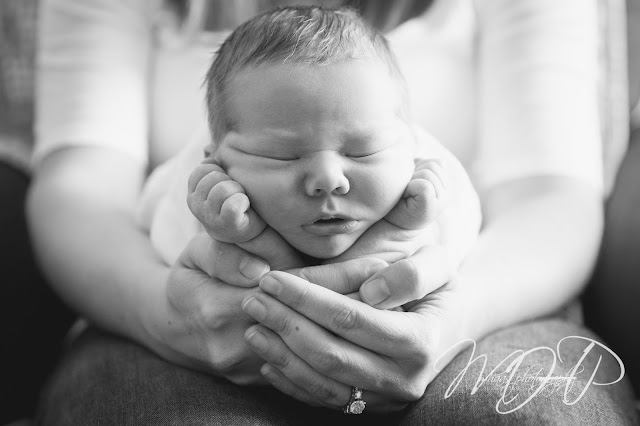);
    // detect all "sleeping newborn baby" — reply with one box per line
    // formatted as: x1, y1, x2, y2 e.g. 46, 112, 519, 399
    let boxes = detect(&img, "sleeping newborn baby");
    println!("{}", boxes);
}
137, 6, 482, 304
